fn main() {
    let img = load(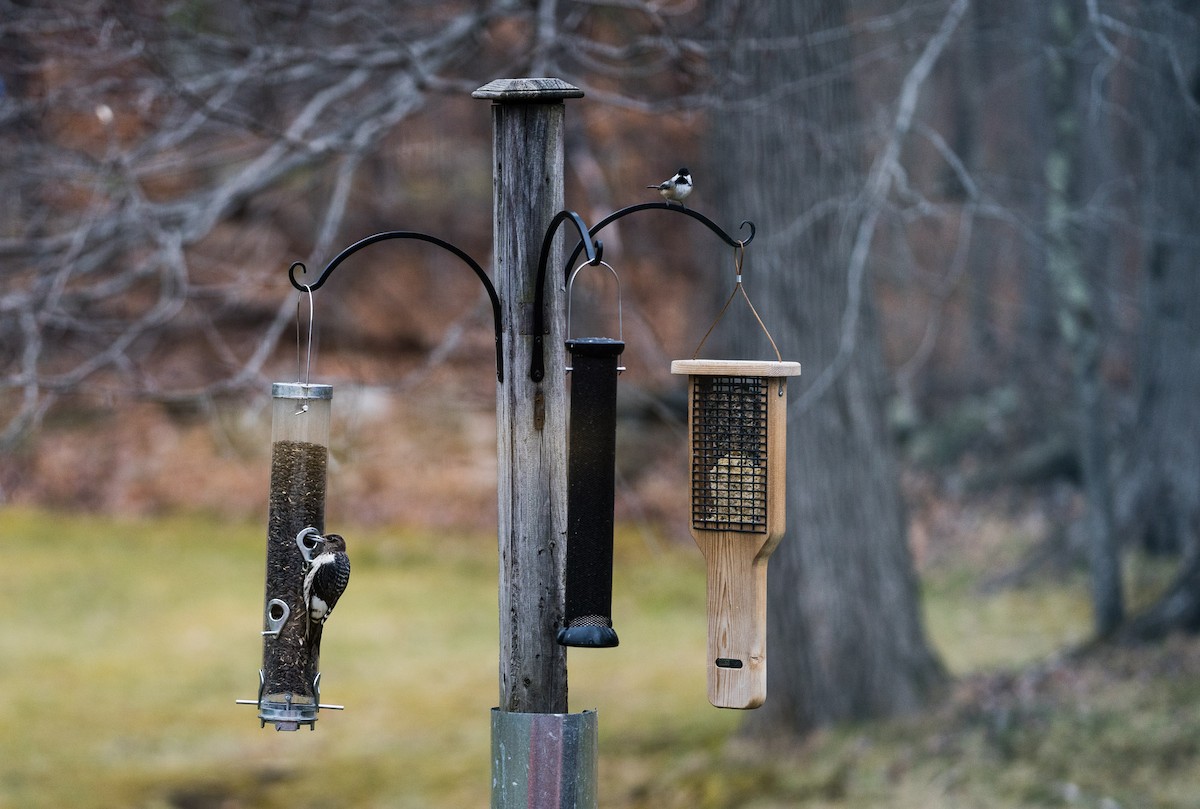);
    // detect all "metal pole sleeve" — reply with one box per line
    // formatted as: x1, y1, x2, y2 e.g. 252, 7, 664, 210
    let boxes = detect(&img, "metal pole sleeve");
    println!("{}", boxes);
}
492, 709, 598, 809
